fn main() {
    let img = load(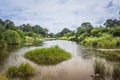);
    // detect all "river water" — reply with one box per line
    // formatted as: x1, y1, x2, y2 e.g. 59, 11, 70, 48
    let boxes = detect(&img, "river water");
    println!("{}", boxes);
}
0, 40, 97, 80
